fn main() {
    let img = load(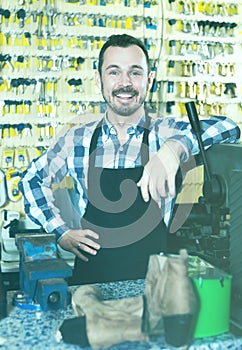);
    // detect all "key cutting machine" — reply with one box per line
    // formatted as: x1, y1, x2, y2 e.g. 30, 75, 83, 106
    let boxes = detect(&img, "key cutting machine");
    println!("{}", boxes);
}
169, 102, 242, 331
